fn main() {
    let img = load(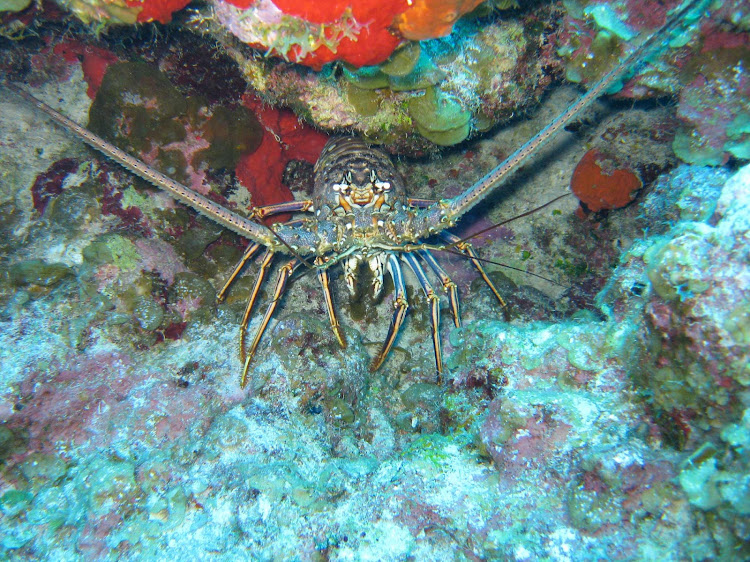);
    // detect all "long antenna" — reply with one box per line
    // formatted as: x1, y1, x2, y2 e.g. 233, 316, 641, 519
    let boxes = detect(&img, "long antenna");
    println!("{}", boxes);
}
6, 82, 317, 256
416, 0, 705, 231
